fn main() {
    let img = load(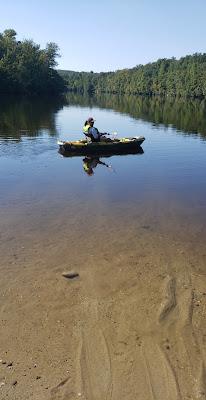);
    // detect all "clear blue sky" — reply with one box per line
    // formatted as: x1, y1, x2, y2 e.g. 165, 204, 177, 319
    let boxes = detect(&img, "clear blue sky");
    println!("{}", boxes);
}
1, 0, 206, 72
